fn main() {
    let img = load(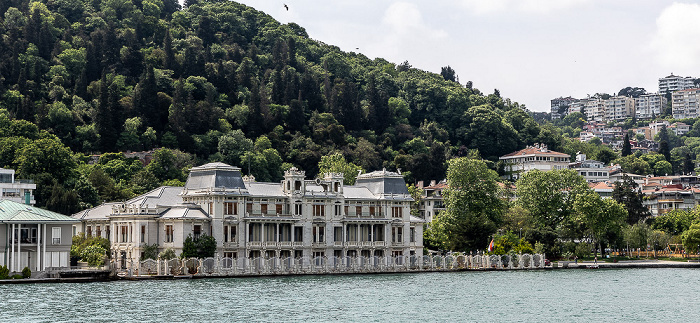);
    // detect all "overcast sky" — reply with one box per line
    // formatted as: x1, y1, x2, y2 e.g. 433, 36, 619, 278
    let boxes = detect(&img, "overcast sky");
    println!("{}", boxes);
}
227, 1, 700, 112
